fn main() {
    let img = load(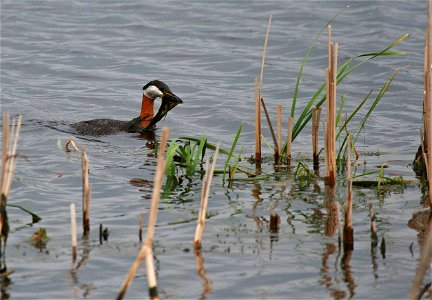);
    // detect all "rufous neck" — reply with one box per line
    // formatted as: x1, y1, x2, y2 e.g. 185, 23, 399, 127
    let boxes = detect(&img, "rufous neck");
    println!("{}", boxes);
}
140, 95, 155, 119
